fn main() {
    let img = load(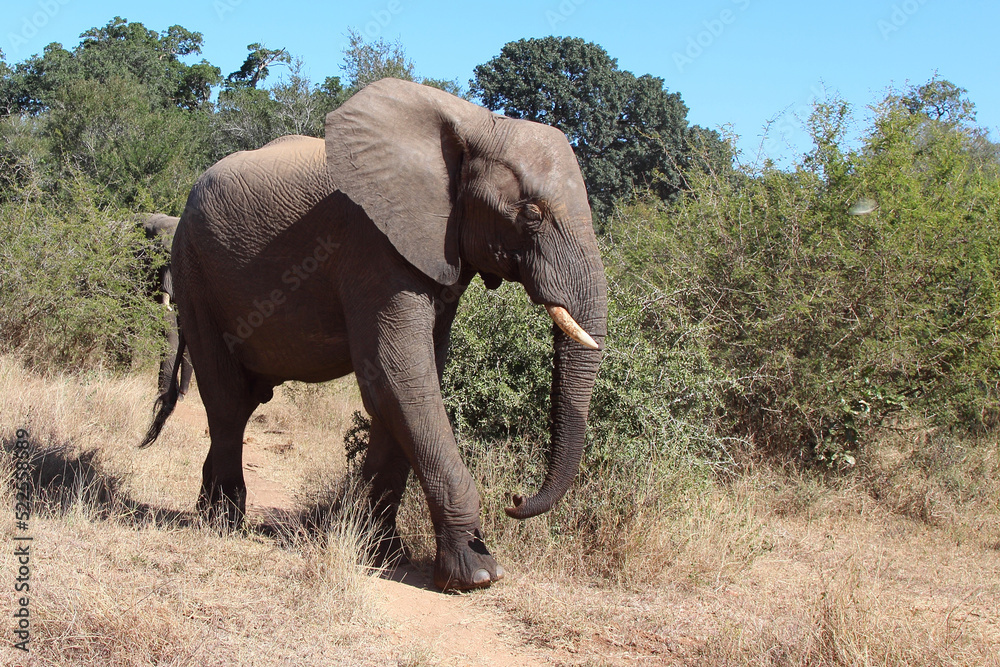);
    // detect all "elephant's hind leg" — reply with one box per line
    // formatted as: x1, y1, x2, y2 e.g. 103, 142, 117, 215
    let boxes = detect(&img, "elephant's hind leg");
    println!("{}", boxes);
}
185, 321, 260, 529
198, 389, 257, 529
362, 418, 412, 566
